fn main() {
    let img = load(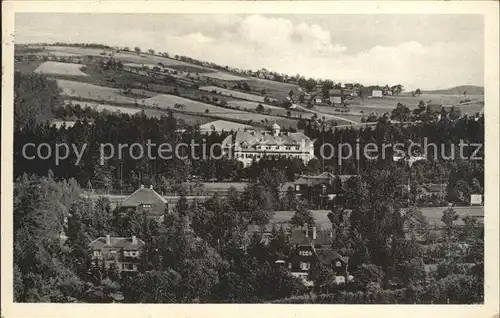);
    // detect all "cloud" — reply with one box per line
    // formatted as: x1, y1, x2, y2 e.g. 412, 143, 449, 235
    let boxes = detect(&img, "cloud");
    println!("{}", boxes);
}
15, 13, 483, 90
156, 15, 482, 90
